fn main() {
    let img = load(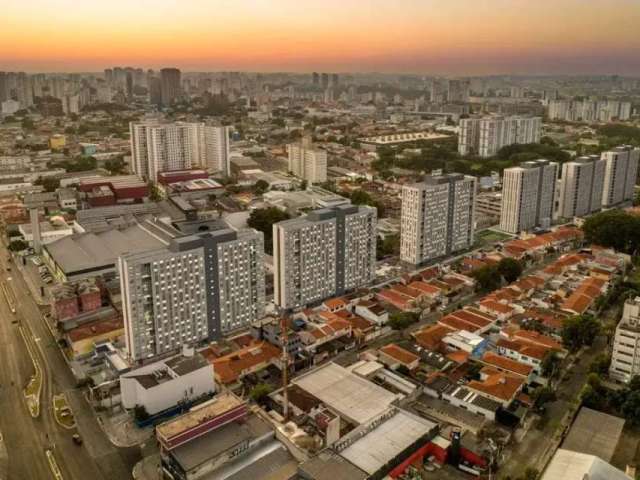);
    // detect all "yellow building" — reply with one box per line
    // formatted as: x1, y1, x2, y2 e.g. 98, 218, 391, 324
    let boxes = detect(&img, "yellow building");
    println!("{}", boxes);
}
49, 134, 66, 151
